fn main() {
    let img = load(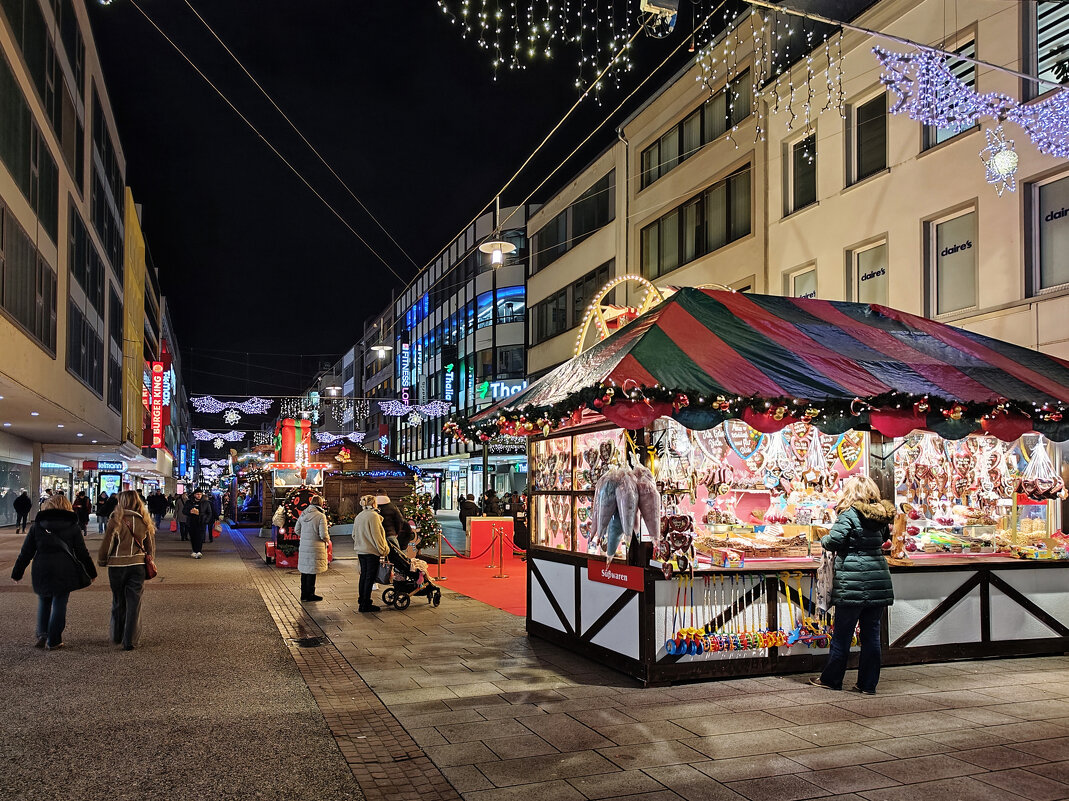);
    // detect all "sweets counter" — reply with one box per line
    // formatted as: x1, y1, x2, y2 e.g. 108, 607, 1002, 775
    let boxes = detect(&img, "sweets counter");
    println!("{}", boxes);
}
527, 546, 1069, 686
